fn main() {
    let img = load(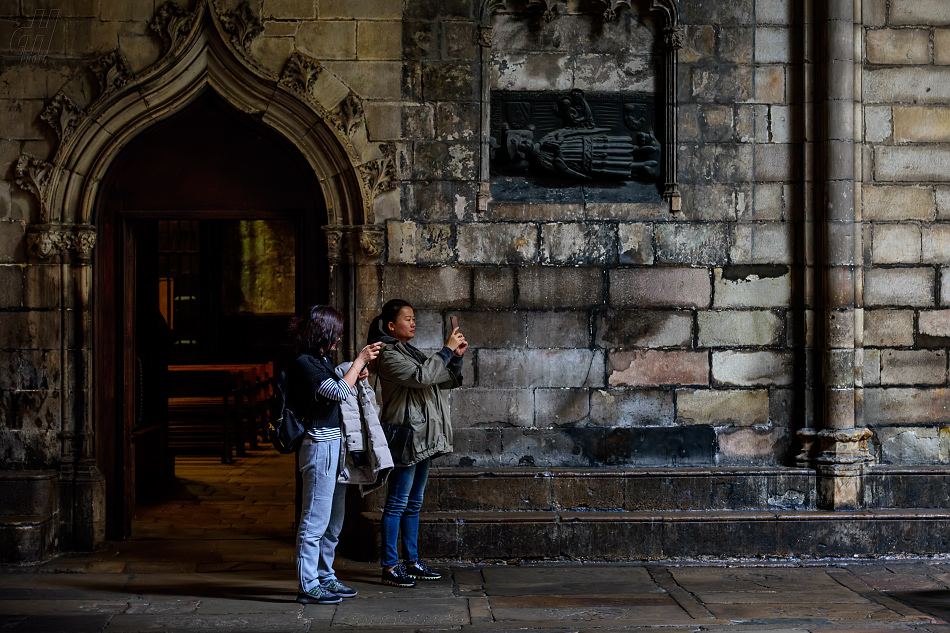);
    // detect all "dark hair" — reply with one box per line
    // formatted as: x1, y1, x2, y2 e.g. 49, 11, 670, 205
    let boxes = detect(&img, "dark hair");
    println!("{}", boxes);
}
290, 305, 344, 356
367, 299, 413, 345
